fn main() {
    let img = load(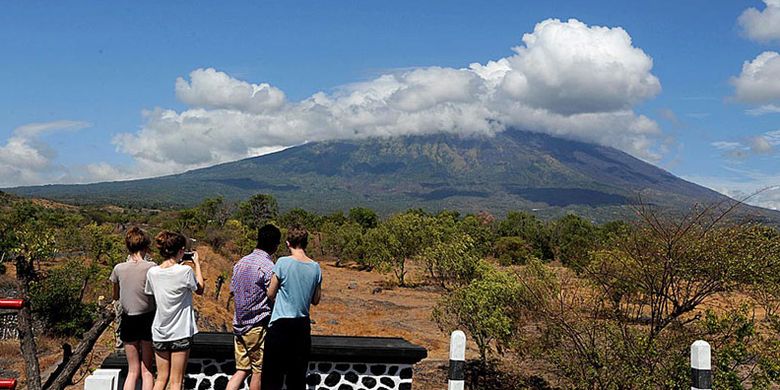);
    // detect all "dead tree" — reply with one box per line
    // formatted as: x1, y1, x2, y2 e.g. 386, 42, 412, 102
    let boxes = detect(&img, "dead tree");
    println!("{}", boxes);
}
15, 255, 41, 390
